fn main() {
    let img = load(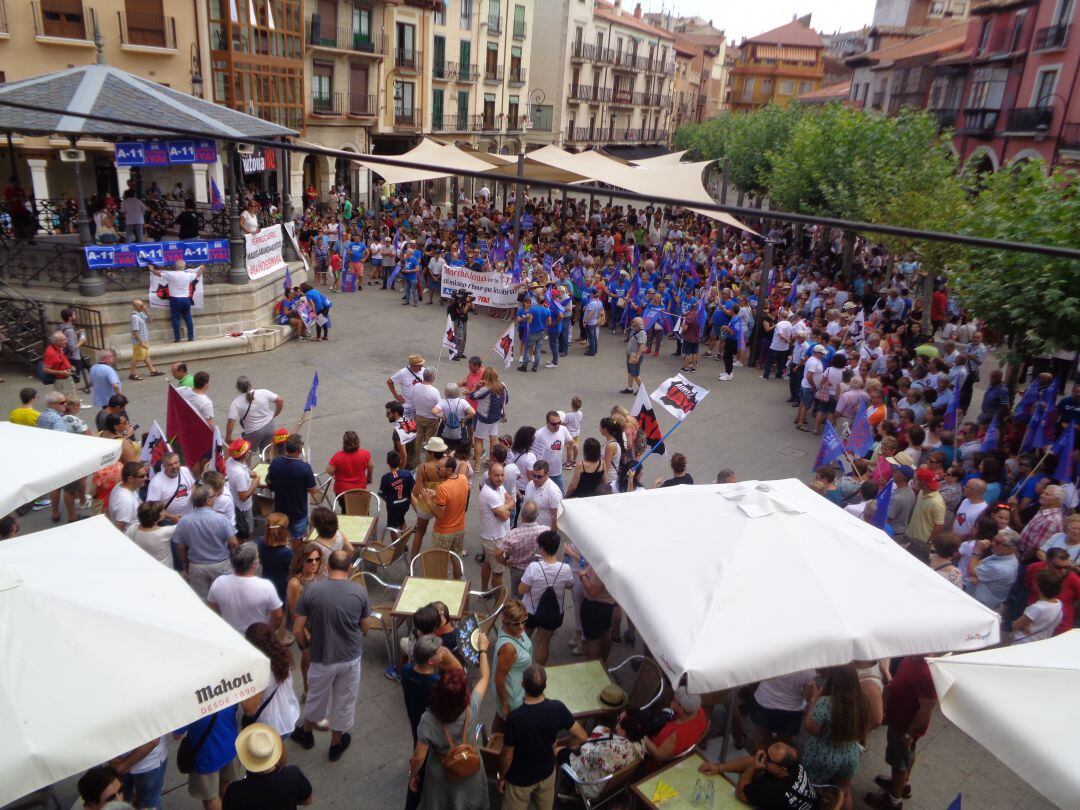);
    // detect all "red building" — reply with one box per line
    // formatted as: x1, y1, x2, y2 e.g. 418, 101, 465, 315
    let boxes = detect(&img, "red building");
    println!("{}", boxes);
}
928, 0, 1080, 170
